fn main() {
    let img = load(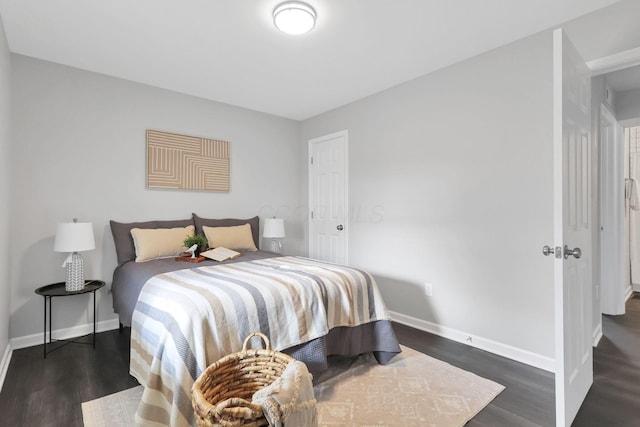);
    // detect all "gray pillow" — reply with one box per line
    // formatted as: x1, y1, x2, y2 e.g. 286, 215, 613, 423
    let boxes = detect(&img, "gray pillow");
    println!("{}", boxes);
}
192, 214, 260, 250
110, 218, 194, 265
